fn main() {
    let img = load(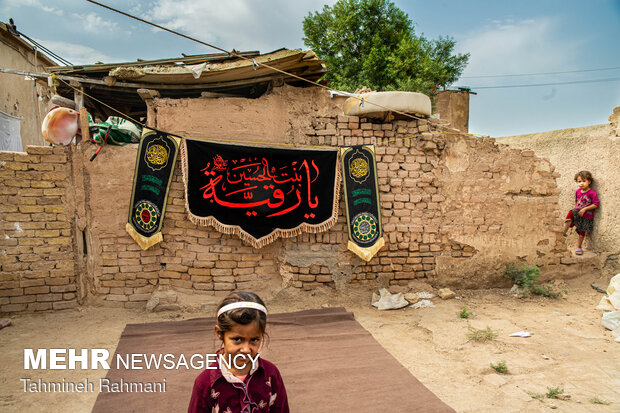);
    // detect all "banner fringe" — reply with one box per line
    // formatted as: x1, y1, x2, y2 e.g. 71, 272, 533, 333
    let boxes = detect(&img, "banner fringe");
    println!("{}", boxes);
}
125, 223, 163, 250
180, 139, 341, 249
347, 237, 385, 262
